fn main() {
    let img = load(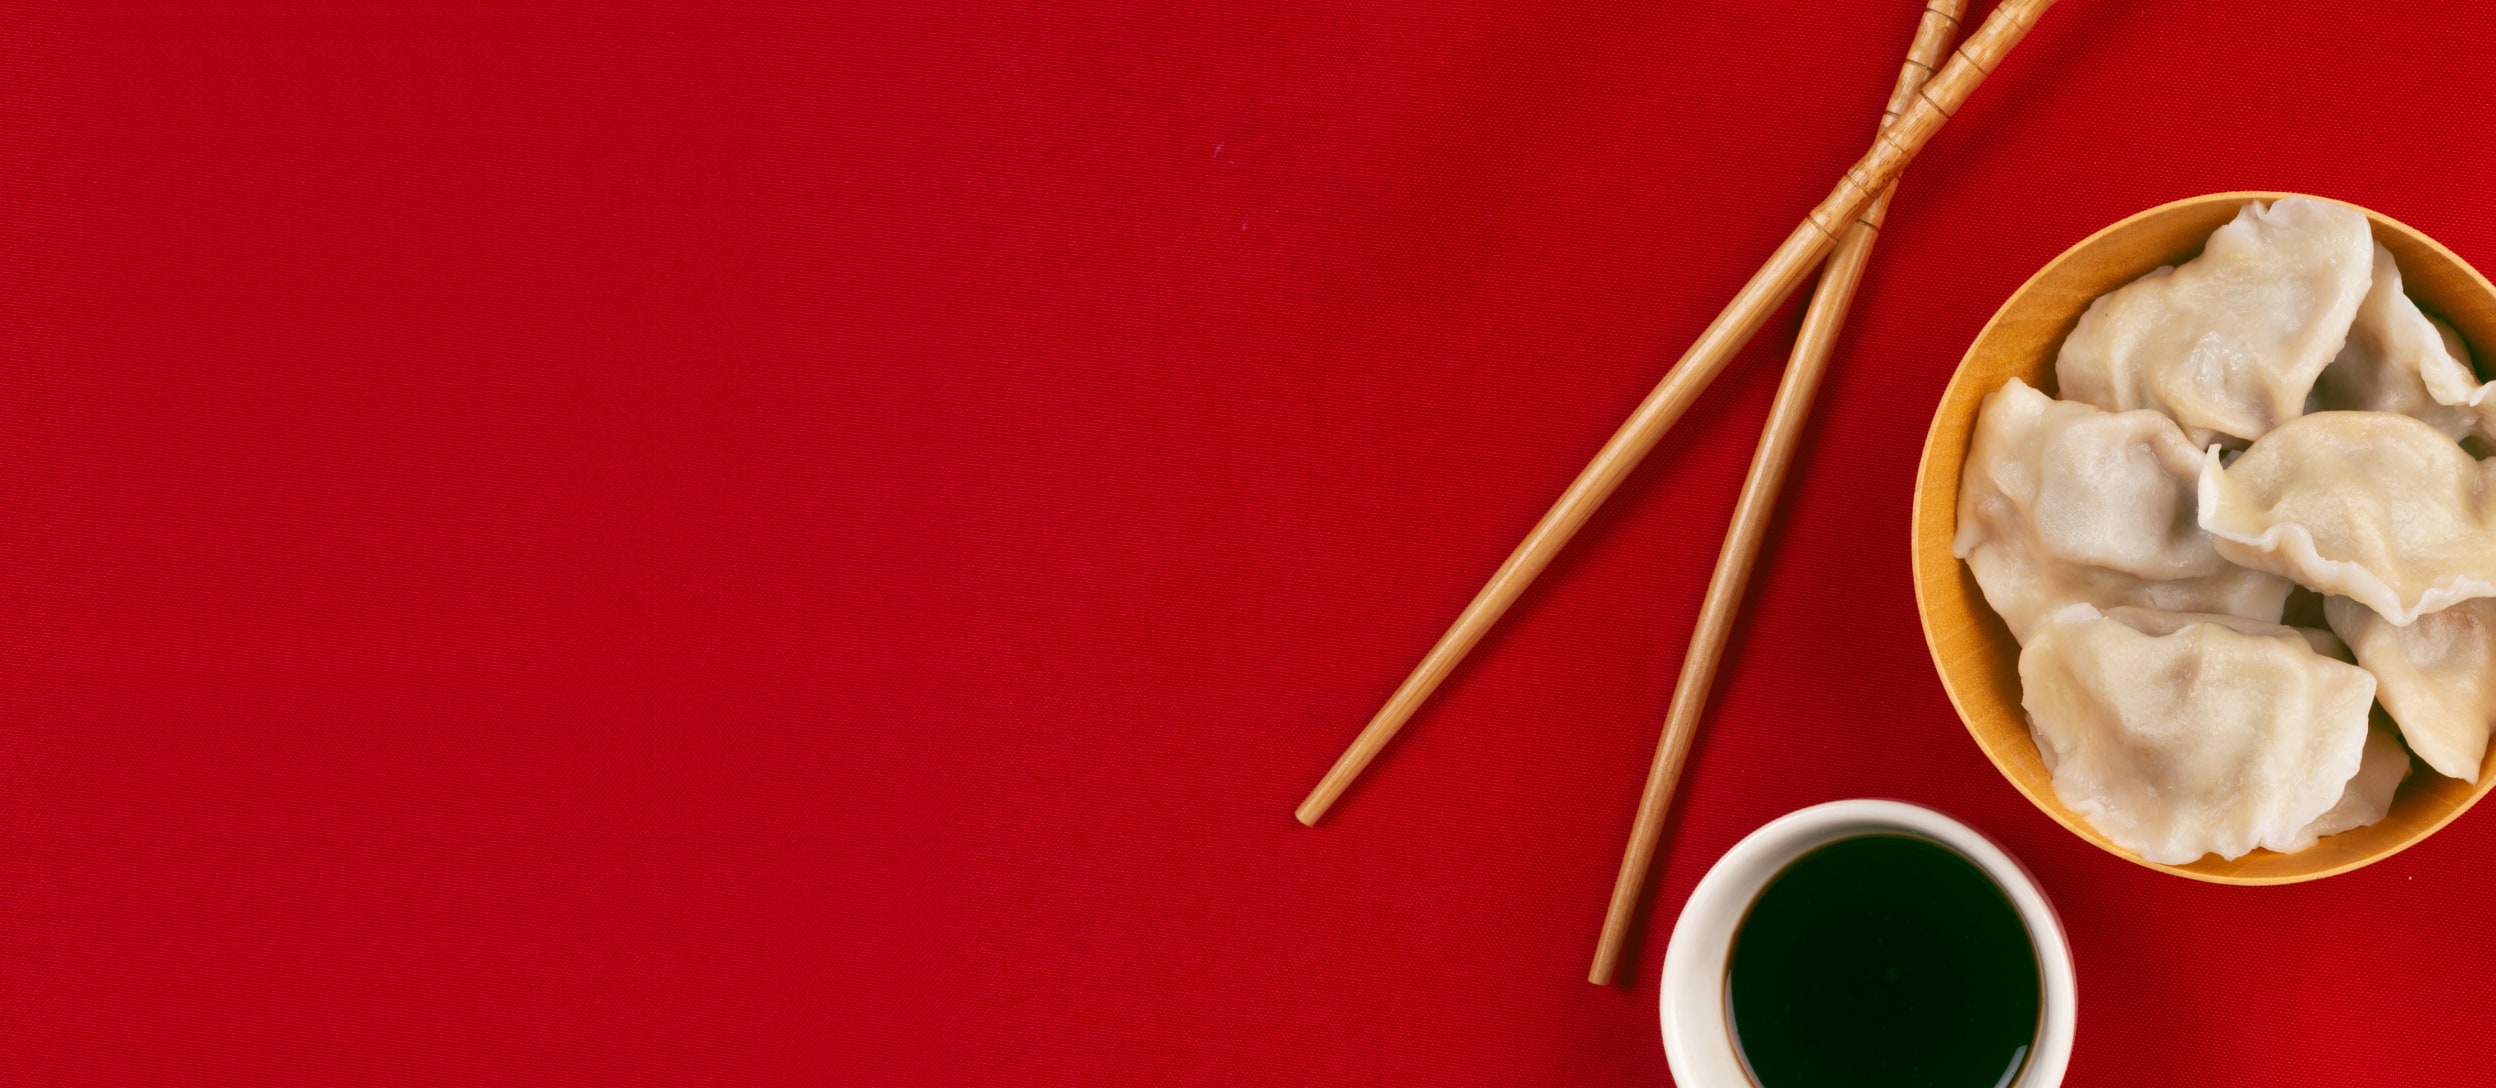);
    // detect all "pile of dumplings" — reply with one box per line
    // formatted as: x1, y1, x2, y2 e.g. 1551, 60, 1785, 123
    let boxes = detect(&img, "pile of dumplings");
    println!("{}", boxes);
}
1954, 197, 2496, 865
